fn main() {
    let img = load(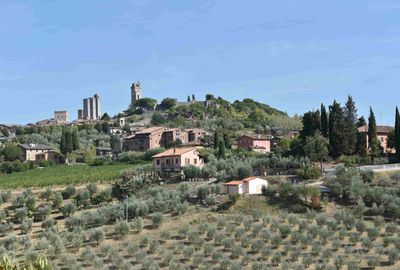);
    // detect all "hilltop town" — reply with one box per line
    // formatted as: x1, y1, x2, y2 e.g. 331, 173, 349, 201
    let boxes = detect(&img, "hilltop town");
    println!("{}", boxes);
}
1, 84, 400, 270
